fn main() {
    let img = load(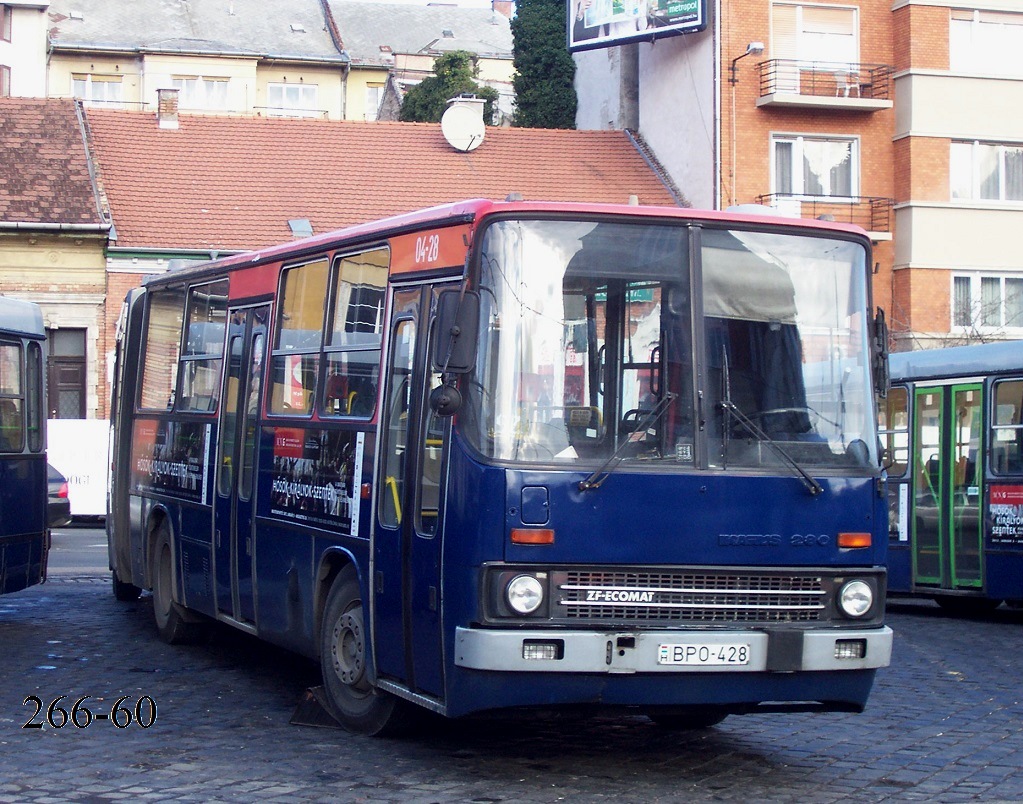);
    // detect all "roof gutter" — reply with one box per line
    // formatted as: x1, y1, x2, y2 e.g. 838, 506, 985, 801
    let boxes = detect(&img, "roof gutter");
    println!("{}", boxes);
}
52, 42, 349, 64
0, 222, 110, 233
